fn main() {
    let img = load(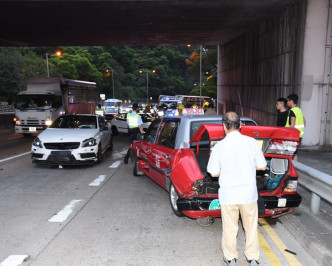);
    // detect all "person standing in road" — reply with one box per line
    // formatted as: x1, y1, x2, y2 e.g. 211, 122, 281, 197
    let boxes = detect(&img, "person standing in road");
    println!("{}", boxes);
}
124, 103, 144, 164
276, 98, 289, 126
286, 93, 306, 161
207, 112, 267, 266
